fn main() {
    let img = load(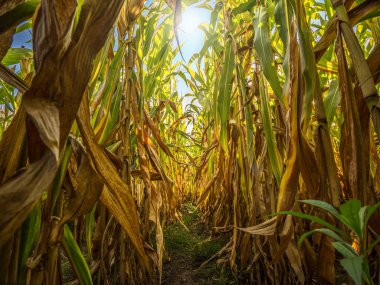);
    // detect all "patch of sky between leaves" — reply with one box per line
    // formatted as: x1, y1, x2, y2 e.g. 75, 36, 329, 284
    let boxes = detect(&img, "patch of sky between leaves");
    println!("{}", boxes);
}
175, 2, 213, 115
9, 22, 32, 73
